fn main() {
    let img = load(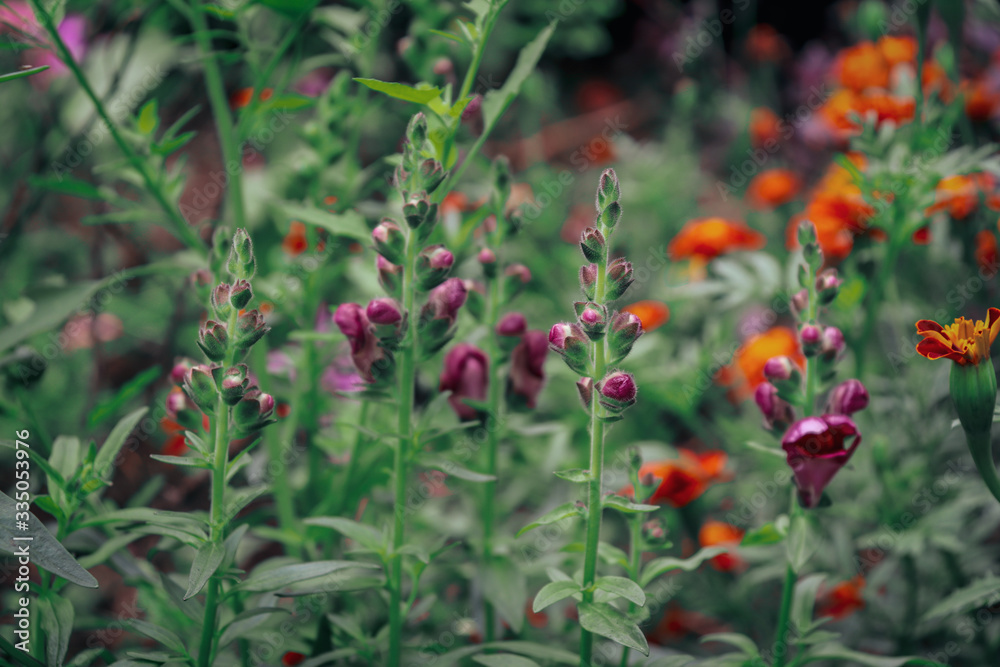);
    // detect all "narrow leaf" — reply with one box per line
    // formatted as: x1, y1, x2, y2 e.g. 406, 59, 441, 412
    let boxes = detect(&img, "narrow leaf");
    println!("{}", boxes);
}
237, 560, 377, 593
577, 602, 649, 656
184, 541, 226, 600
532, 580, 580, 612
93, 407, 149, 482
354, 78, 442, 104
594, 576, 645, 606
516, 502, 581, 537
